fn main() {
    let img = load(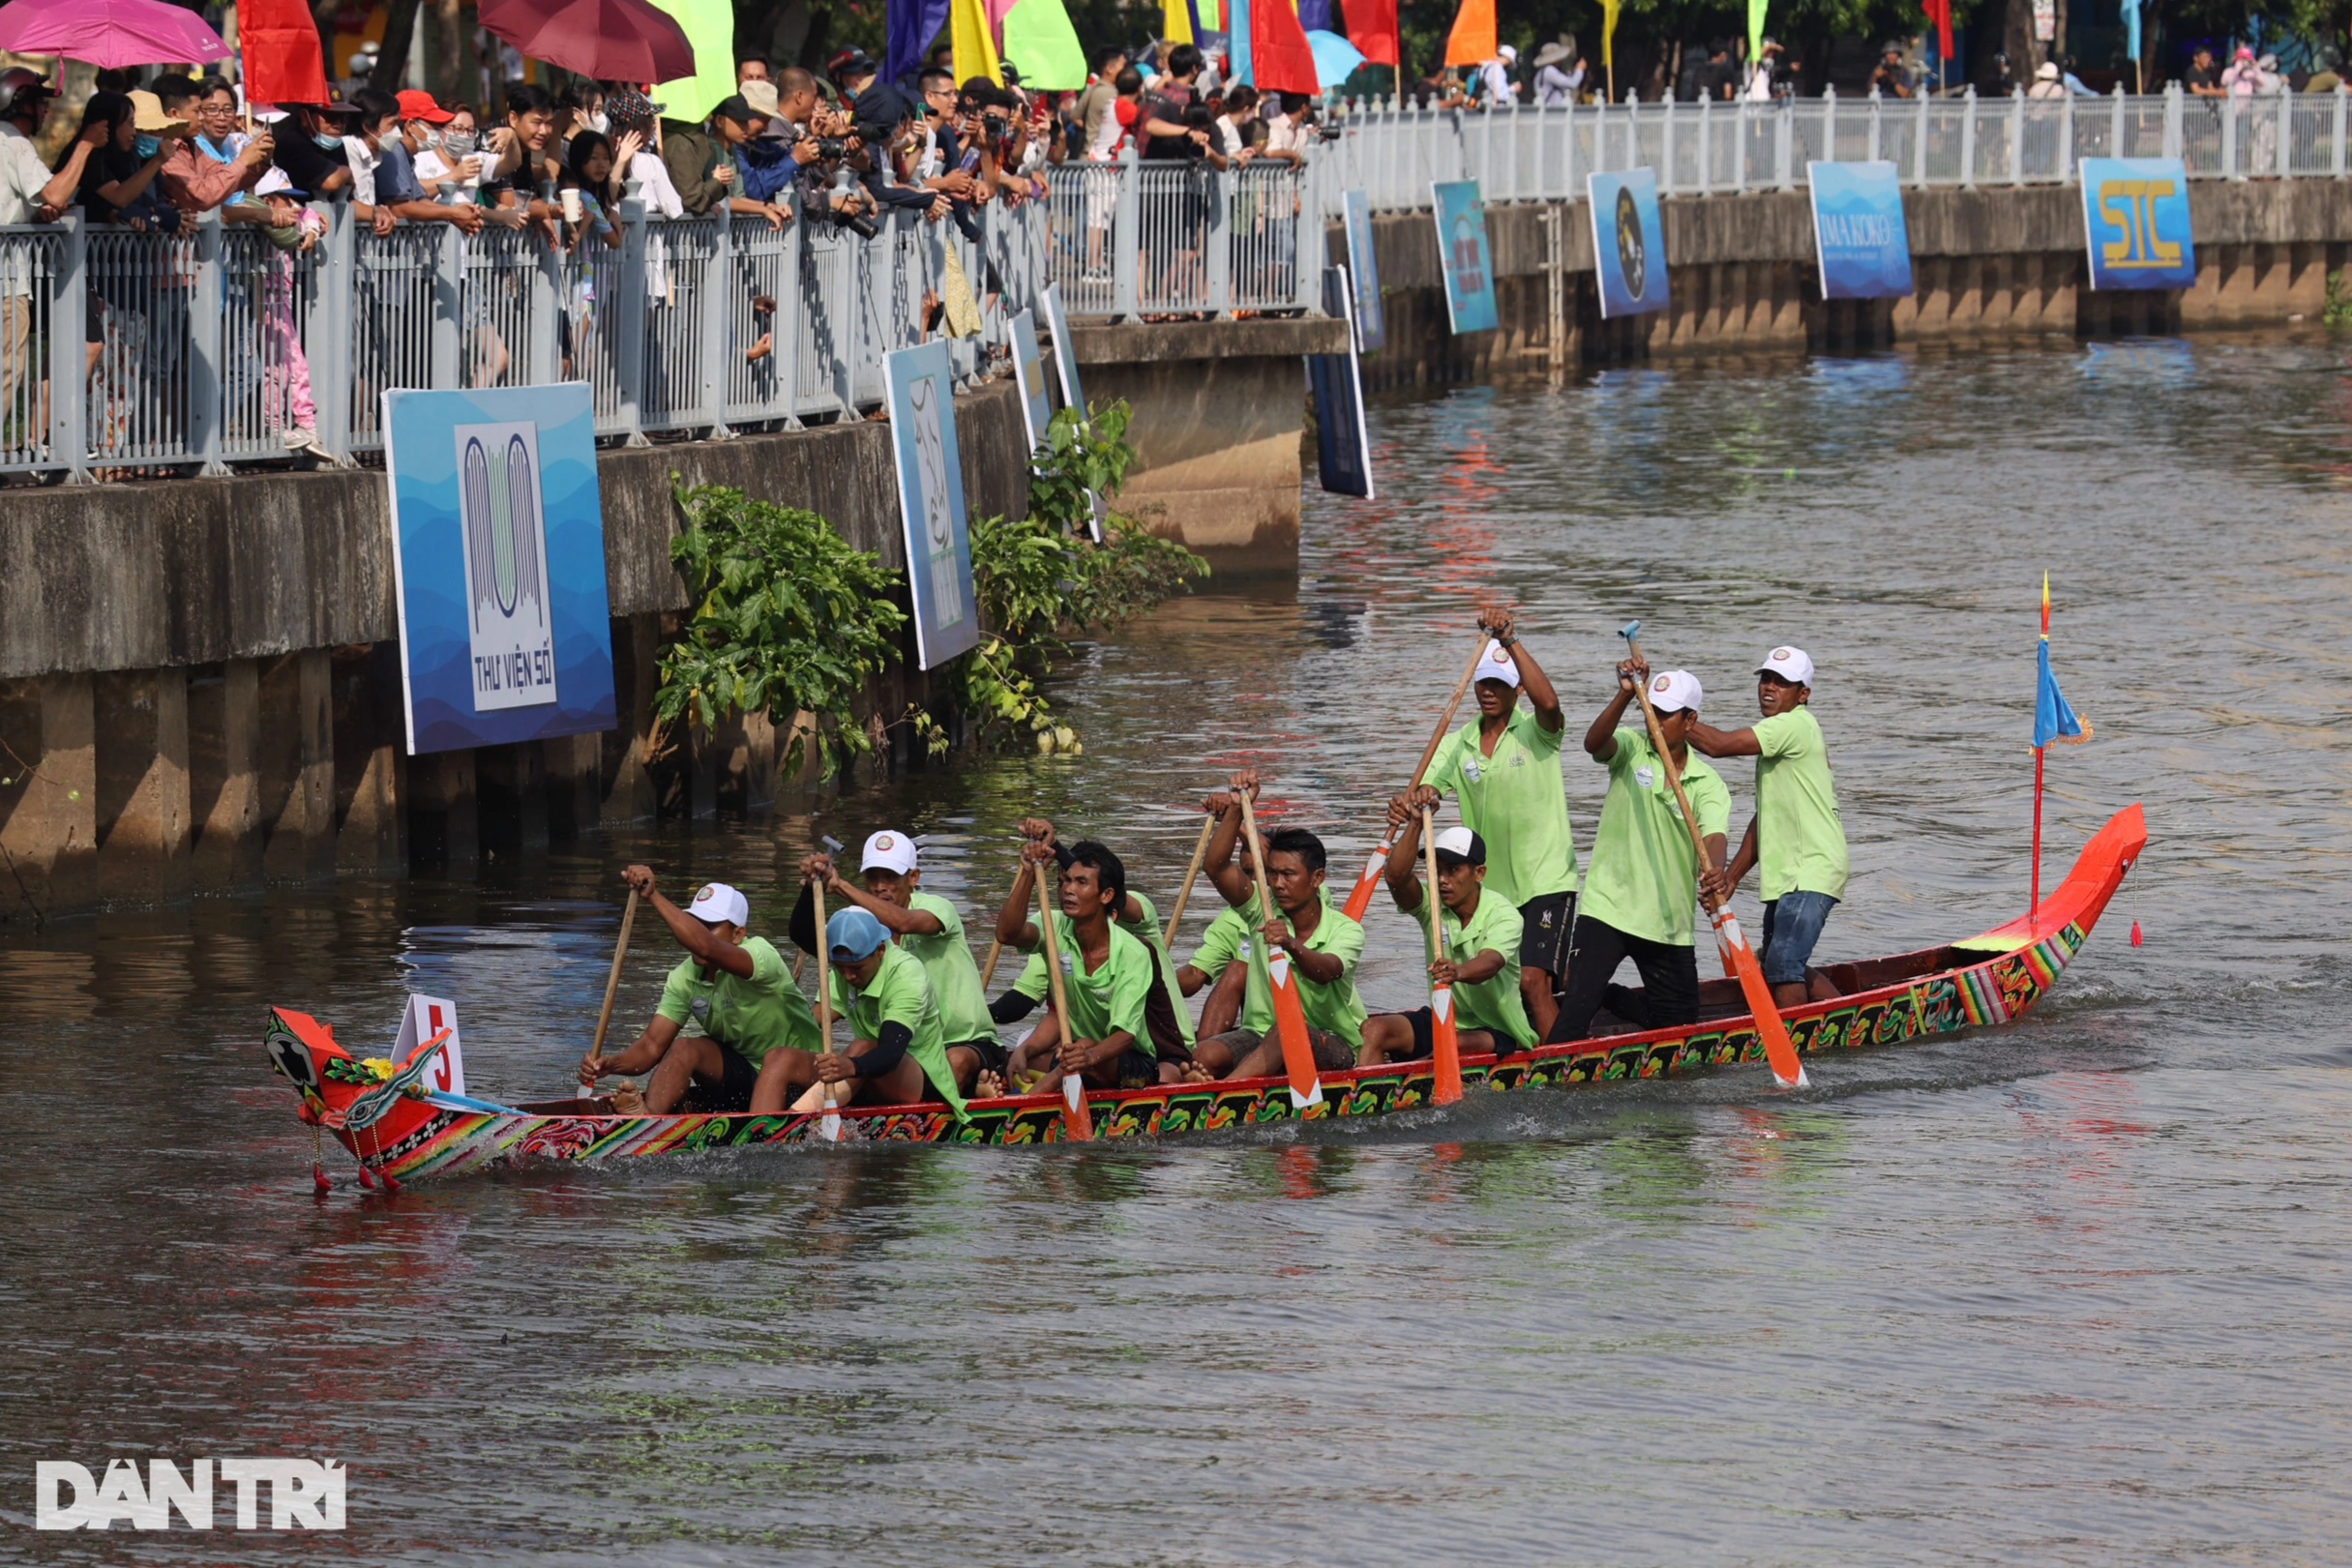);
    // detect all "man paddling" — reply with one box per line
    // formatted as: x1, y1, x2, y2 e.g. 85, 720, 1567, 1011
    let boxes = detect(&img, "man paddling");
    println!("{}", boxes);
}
1402, 604, 1578, 1038
577, 872, 819, 1113
794, 831, 1002, 1095
1358, 821, 1538, 1065
1173, 790, 1256, 1041
1547, 663, 1731, 1044
1187, 780, 1365, 1080
759, 906, 970, 1121
1687, 645, 1848, 1007
994, 838, 1186, 1094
